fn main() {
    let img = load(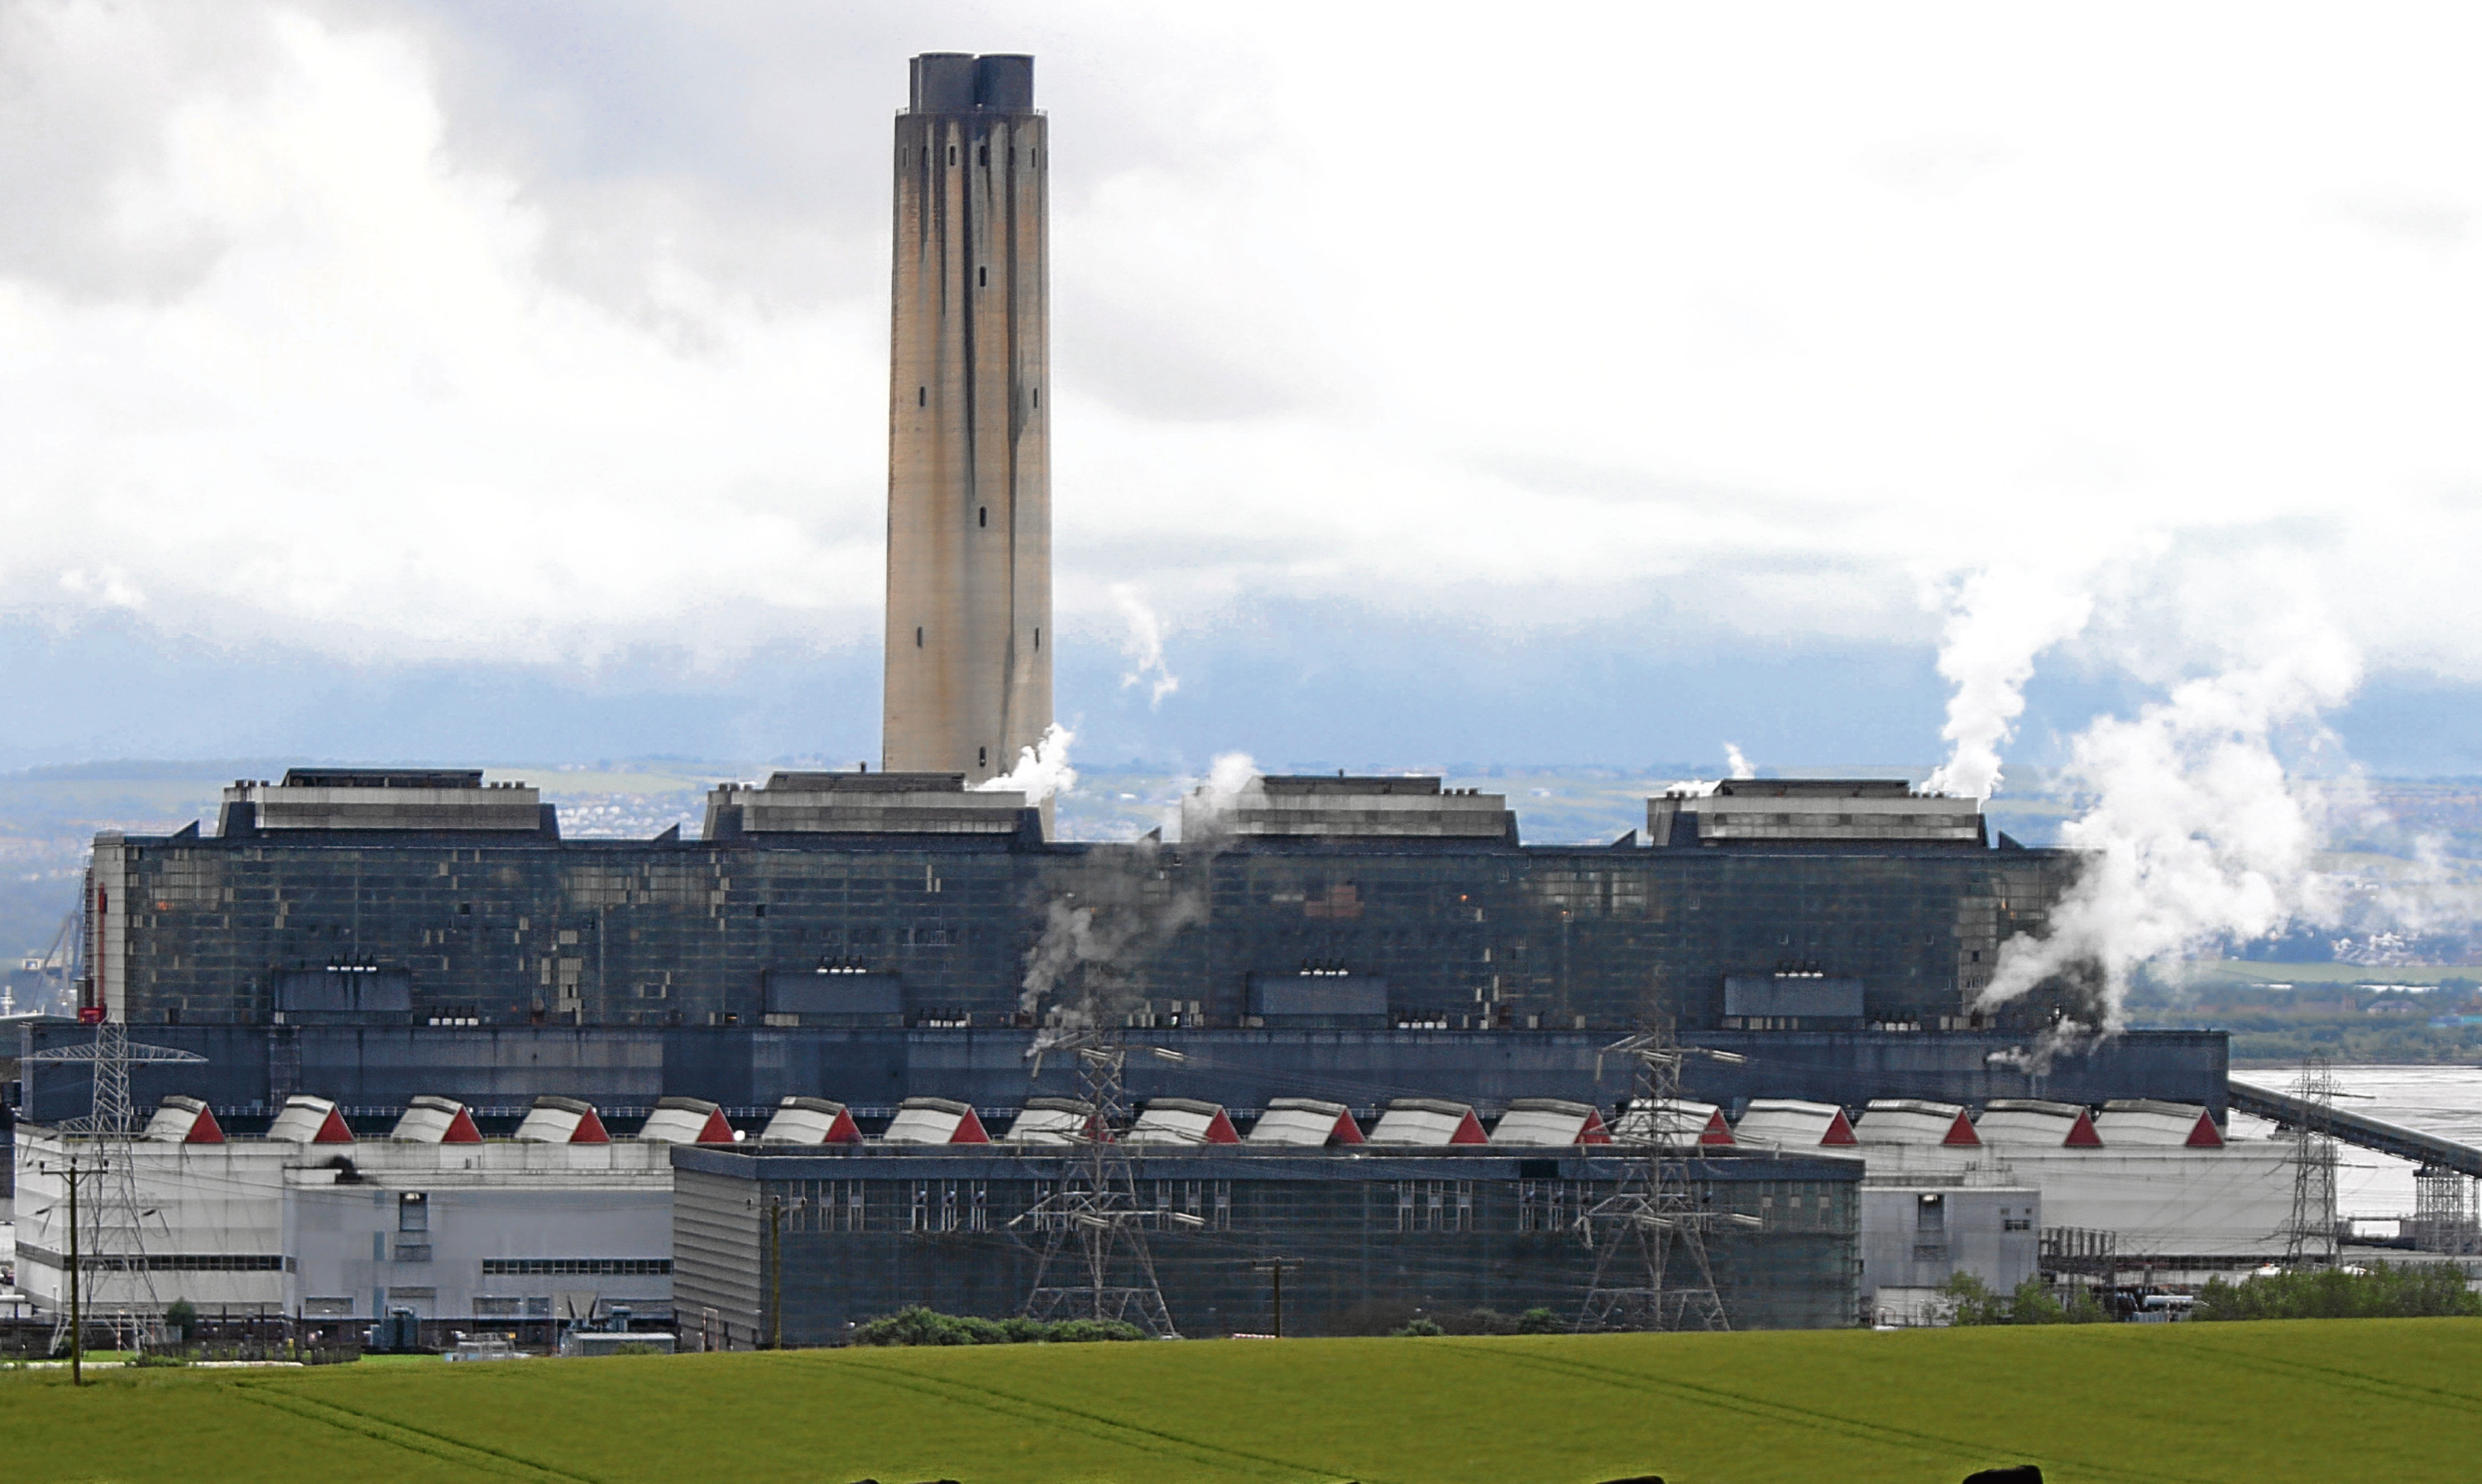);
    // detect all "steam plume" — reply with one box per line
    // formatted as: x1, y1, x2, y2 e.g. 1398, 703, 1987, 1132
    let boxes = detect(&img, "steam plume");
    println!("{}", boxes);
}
975, 722, 1078, 804
1723, 743, 1756, 780
1111, 584, 1180, 708
1922, 567, 2093, 799
1978, 625, 2362, 1026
